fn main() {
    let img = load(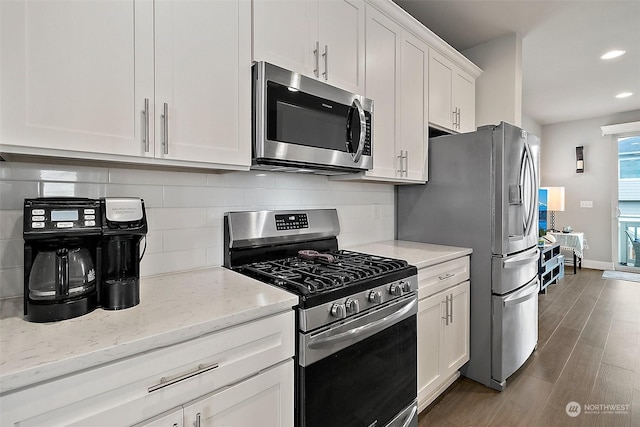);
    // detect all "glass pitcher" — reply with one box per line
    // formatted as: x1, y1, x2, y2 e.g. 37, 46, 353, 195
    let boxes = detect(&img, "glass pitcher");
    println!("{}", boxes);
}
29, 247, 96, 300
